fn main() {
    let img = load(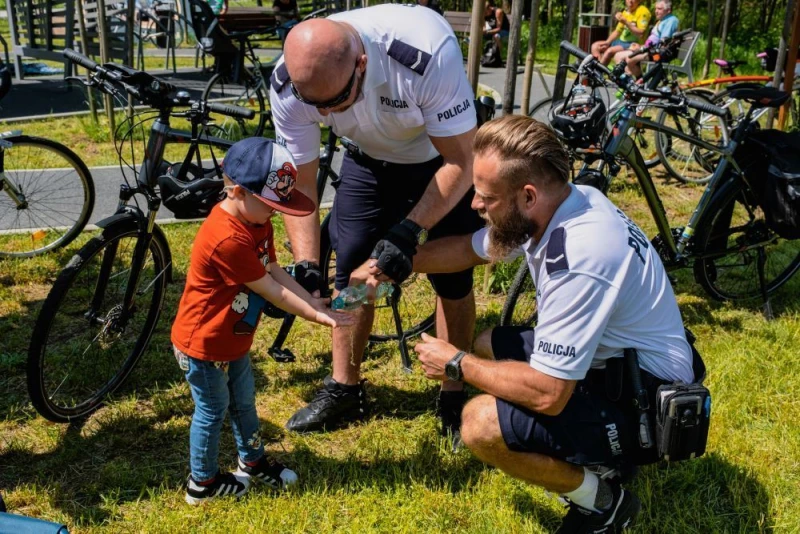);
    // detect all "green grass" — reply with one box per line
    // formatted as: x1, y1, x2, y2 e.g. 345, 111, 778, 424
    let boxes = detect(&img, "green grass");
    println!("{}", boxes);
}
1, 173, 799, 532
